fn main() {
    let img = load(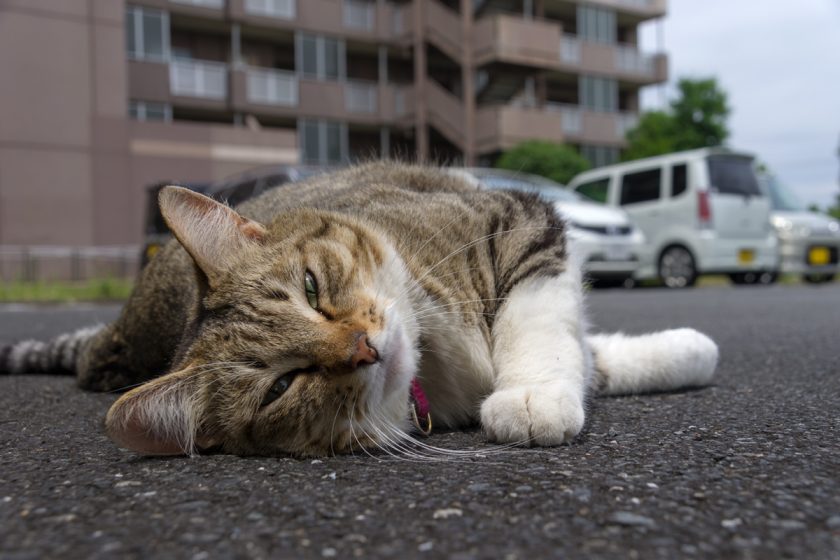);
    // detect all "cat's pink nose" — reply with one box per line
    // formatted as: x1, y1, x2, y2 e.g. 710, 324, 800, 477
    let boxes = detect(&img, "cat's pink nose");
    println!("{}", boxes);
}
351, 334, 378, 369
